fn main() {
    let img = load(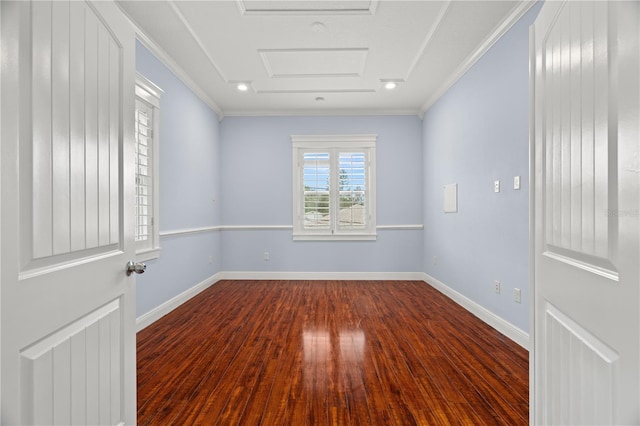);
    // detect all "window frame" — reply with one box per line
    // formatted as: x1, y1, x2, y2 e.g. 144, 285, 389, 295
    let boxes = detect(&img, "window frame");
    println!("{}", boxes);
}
291, 134, 377, 241
135, 74, 163, 261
